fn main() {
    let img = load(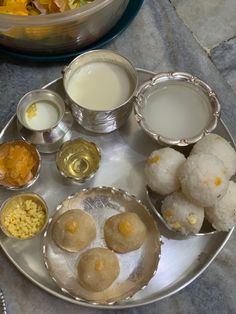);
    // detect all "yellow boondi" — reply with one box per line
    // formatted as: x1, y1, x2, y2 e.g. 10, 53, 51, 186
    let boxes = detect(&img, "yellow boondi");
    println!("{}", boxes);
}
163, 210, 172, 219
147, 155, 160, 165
95, 259, 105, 272
118, 220, 134, 236
2, 199, 46, 239
170, 221, 181, 231
64, 220, 79, 234
26, 103, 37, 119
187, 214, 197, 225
214, 176, 222, 186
